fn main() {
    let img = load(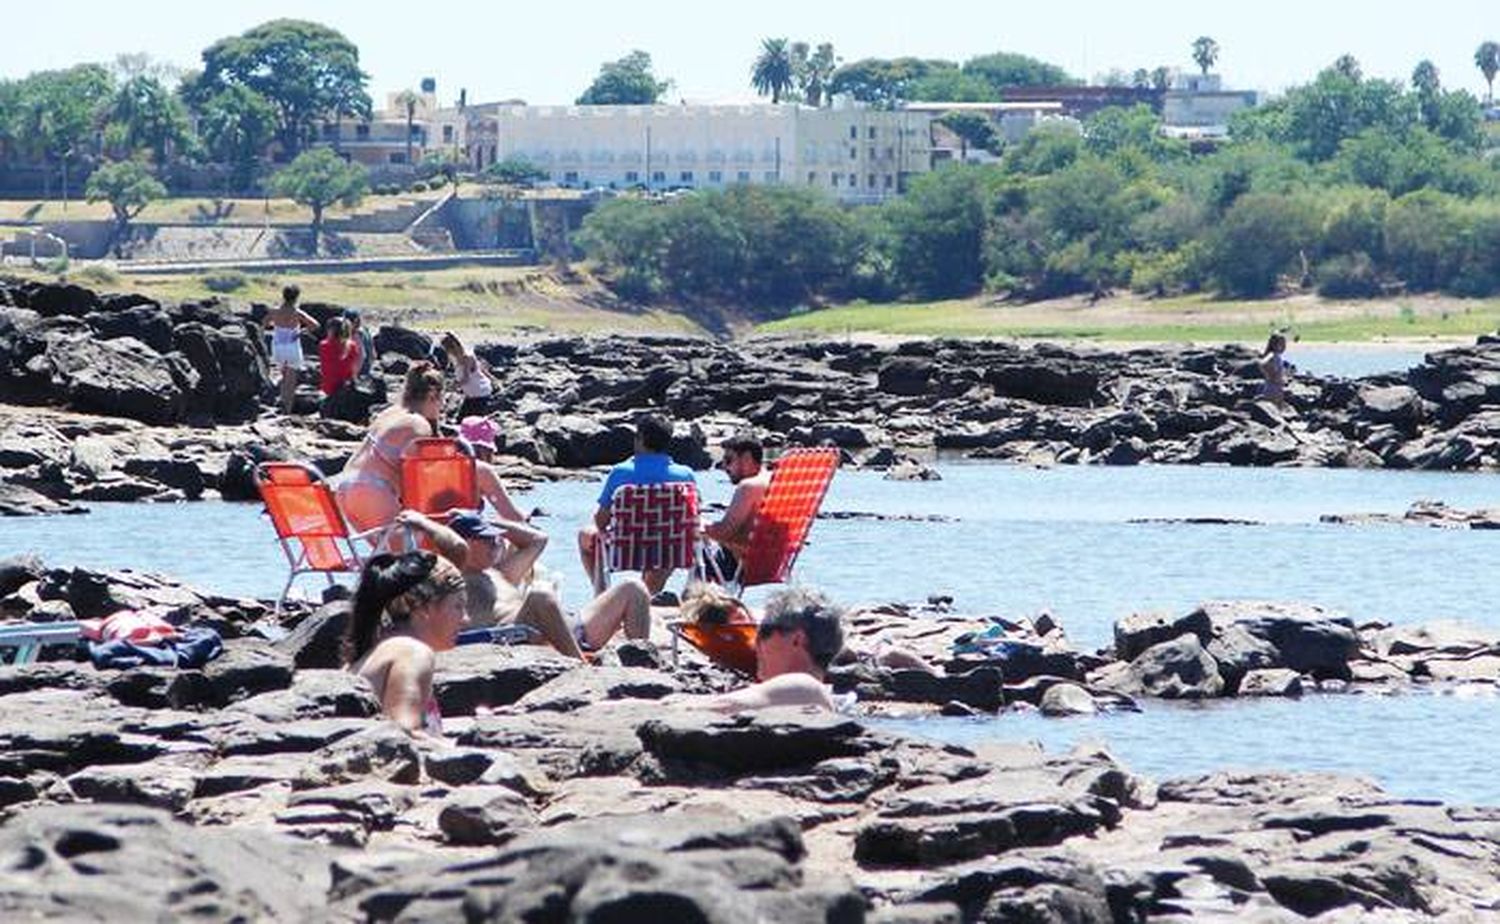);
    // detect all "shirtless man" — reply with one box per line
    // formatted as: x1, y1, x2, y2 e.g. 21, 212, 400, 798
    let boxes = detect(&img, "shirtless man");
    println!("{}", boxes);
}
678, 586, 846, 714
263, 285, 319, 415
398, 510, 649, 661
701, 434, 772, 582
